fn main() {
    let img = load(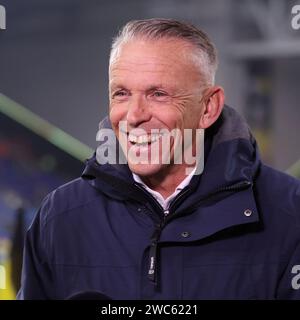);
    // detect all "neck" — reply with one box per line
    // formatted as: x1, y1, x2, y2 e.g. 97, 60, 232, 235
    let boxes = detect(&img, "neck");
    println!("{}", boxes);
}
139, 164, 192, 199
